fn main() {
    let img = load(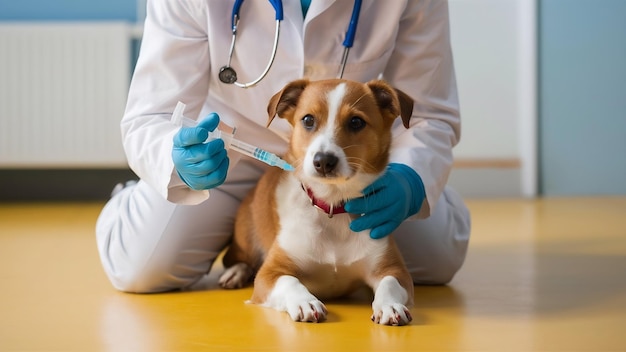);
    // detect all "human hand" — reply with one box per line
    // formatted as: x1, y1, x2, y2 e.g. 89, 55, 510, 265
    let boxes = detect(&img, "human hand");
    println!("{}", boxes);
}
172, 113, 229, 190
345, 163, 425, 239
